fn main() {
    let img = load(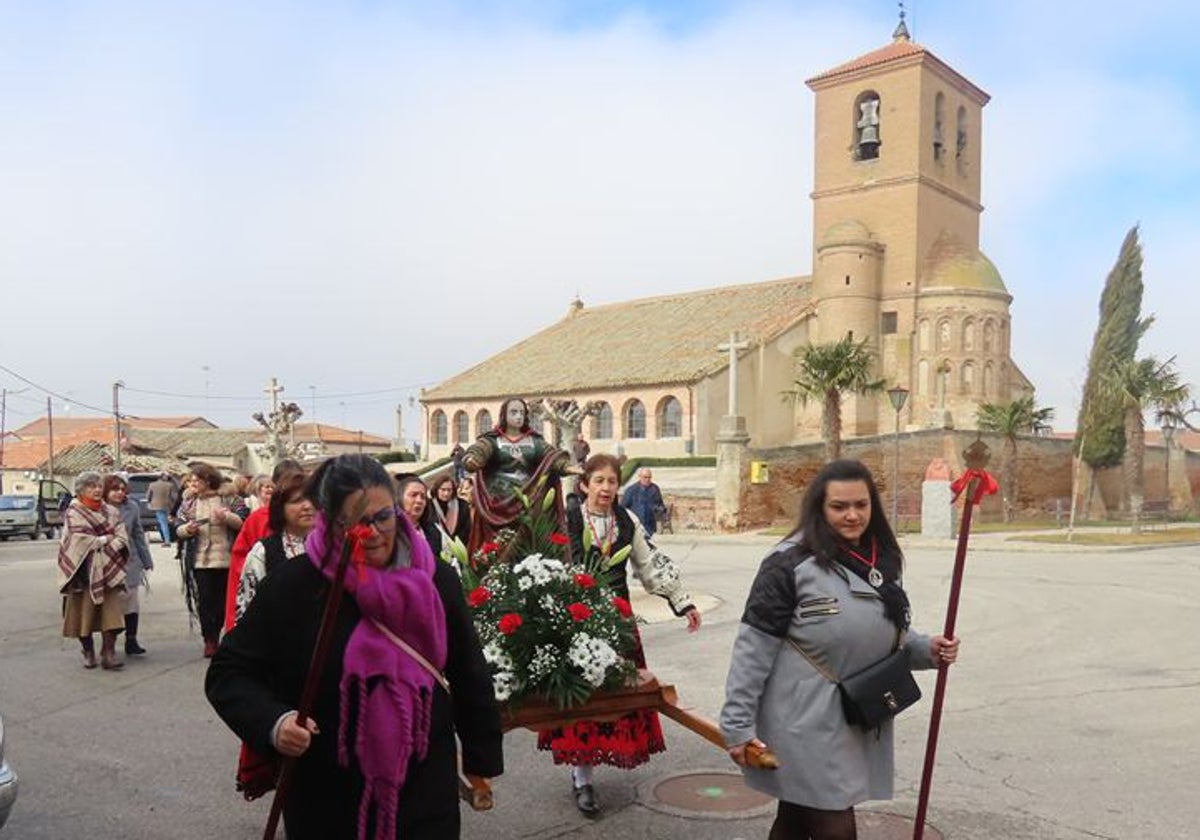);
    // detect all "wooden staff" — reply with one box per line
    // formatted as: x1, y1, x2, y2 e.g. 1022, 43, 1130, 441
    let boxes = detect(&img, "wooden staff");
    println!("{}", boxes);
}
262, 499, 367, 840
912, 442, 996, 840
